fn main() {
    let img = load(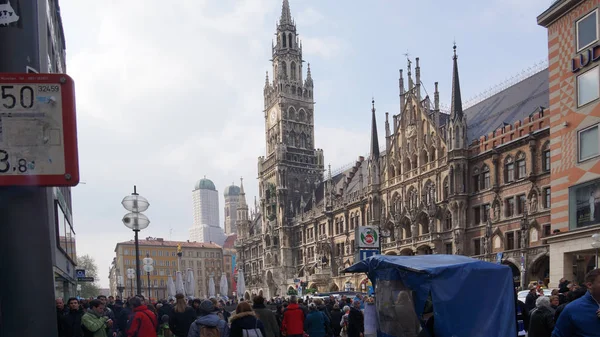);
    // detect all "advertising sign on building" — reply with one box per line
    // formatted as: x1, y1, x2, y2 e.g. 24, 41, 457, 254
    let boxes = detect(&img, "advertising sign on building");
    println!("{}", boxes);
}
355, 226, 379, 248
569, 178, 600, 229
